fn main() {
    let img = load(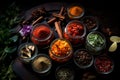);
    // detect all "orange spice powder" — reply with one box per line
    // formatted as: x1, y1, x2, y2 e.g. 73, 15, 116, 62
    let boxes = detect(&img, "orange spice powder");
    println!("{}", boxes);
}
69, 6, 83, 17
